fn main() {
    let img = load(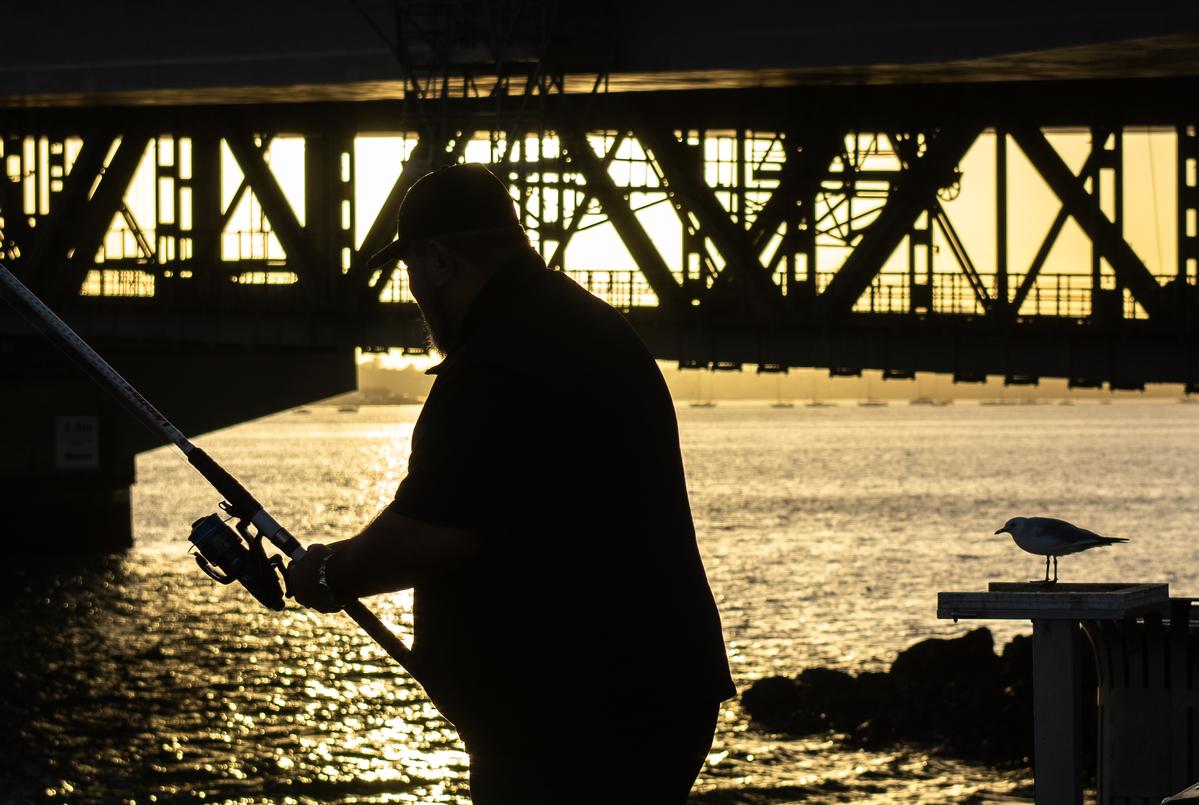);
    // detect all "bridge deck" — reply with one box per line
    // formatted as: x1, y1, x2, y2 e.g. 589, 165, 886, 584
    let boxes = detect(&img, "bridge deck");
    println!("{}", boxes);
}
1, 3, 1197, 106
